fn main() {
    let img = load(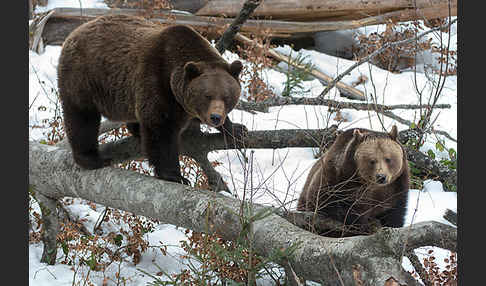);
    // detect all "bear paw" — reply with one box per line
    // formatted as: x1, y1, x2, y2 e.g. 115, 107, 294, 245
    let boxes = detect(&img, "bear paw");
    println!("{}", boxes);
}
74, 153, 112, 170
356, 219, 382, 235
156, 171, 191, 185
